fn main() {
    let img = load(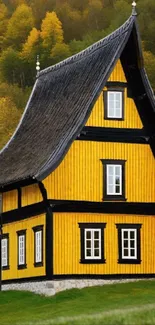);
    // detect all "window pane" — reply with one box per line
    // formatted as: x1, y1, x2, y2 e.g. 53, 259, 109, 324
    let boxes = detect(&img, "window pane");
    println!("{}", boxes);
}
86, 231, 91, 239
107, 165, 114, 175
108, 175, 113, 185
116, 93, 121, 101
130, 231, 135, 239
86, 240, 91, 248
109, 92, 114, 100
86, 249, 91, 257
115, 166, 121, 176
123, 231, 128, 239
130, 240, 135, 248
116, 185, 120, 193
116, 100, 121, 109
107, 185, 114, 194
130, 249, 135, 257
123, 240, 128, 248
94, 240, 99, 248
123, 249, 129, 257
94, 249, 99, 257
94, 231, 99, 239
